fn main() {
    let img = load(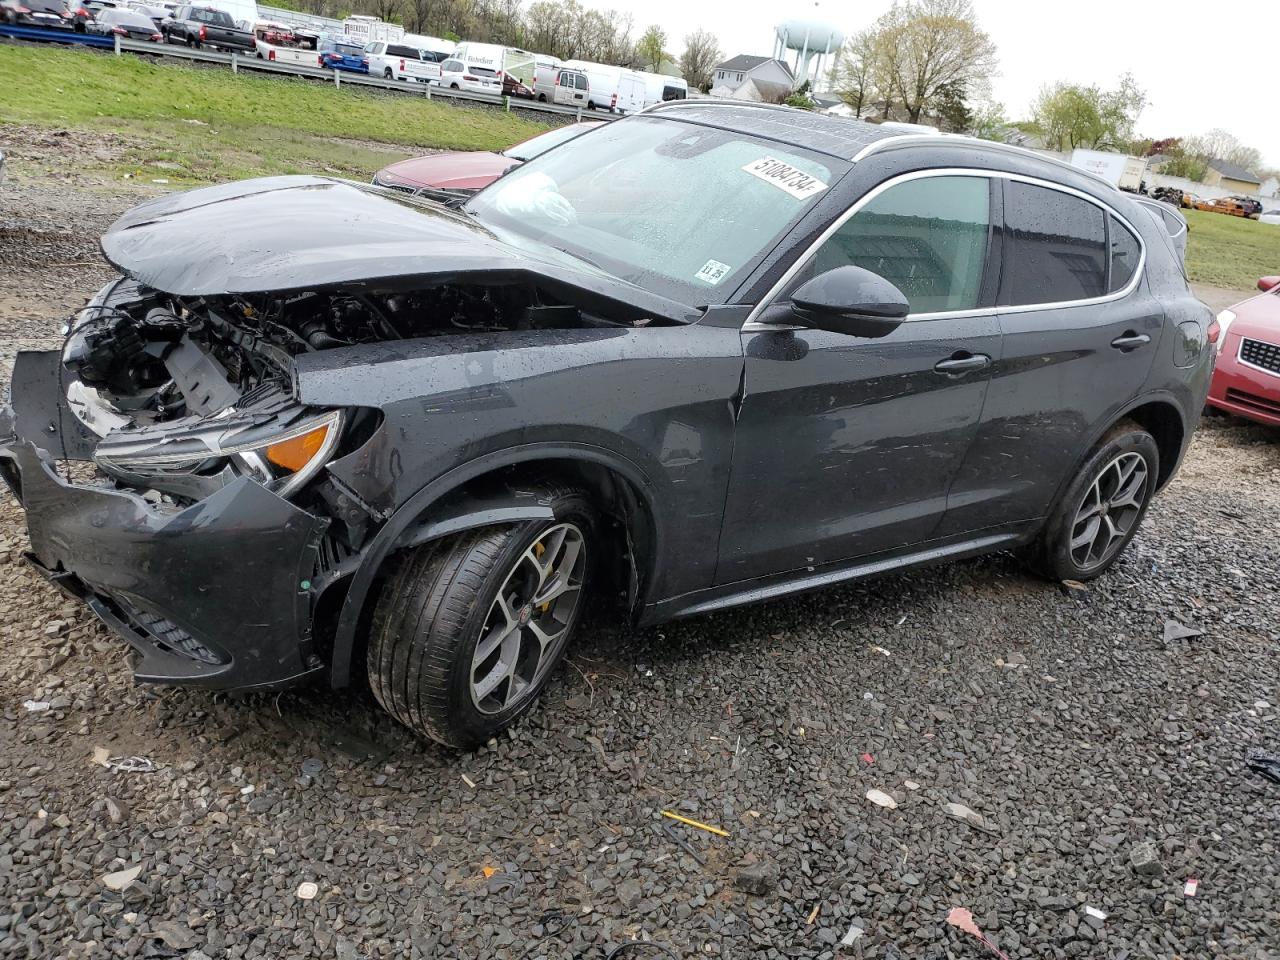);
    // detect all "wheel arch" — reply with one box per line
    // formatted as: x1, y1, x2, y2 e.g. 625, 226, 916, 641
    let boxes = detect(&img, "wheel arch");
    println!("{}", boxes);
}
1046, 393, 1188, 523
327, 443, 661, 688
